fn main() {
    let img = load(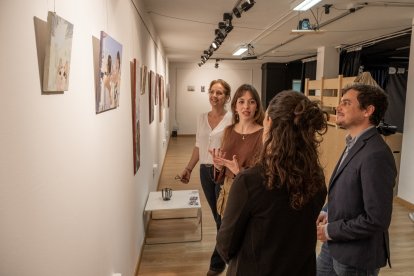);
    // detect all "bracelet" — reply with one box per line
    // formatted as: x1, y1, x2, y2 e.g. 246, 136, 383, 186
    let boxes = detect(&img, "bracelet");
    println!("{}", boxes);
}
185, 167, 192, 173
